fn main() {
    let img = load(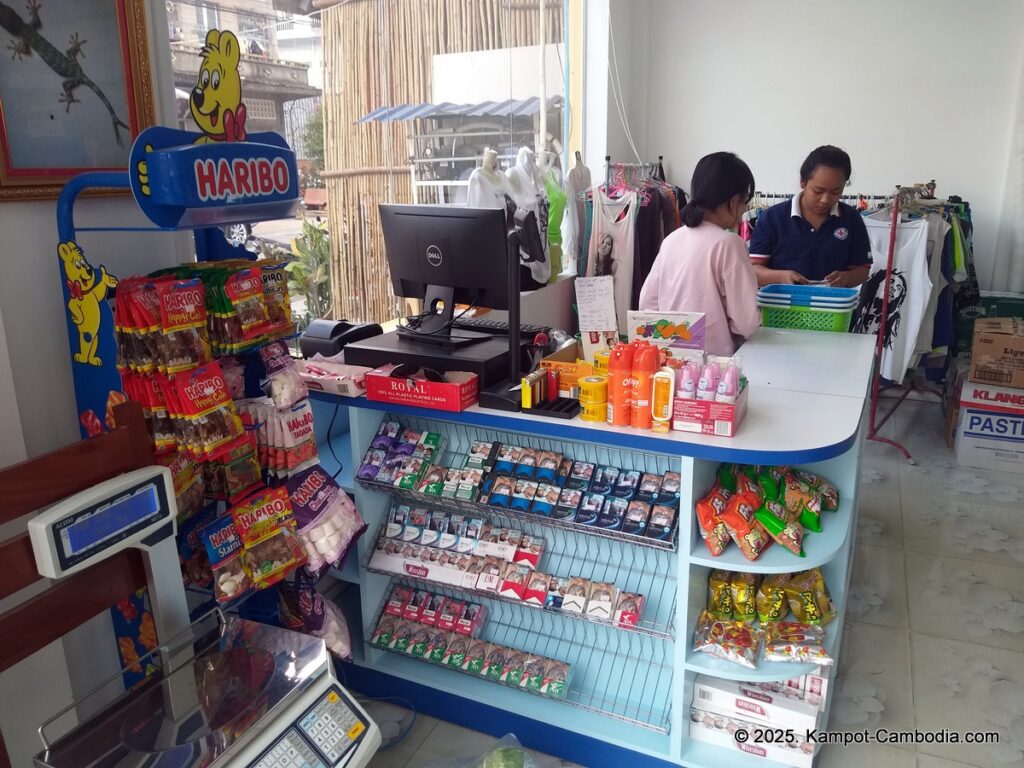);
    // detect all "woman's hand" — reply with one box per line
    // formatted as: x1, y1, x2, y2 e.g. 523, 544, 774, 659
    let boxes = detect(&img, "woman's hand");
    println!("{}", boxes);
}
825, 267, 869, 287
774, 270, 808, 285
